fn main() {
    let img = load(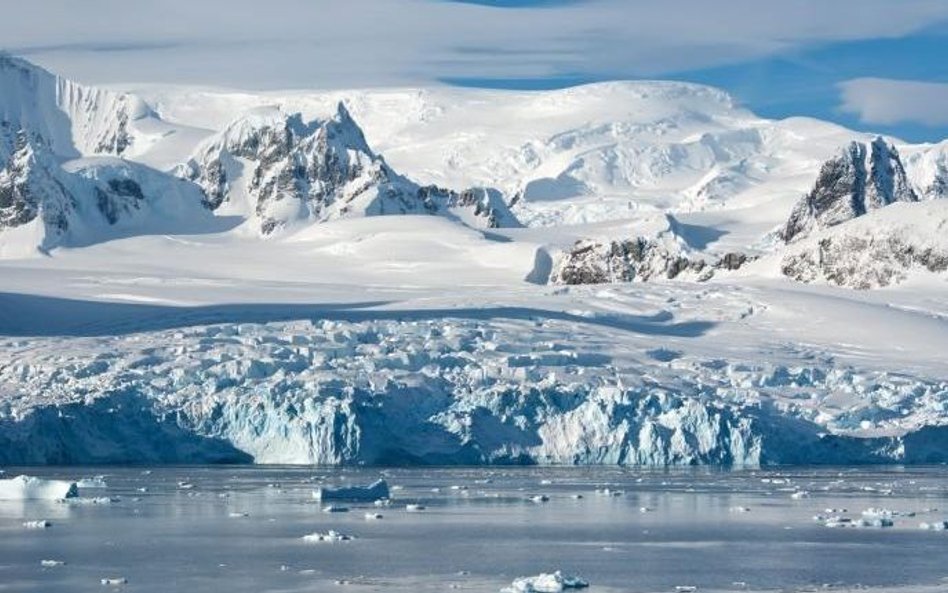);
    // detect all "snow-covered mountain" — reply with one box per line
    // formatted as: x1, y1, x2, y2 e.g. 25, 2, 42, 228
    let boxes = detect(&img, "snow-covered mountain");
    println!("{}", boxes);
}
178, 104, 517, 235
1, 55, 947, 467
780, 137, 918, 243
